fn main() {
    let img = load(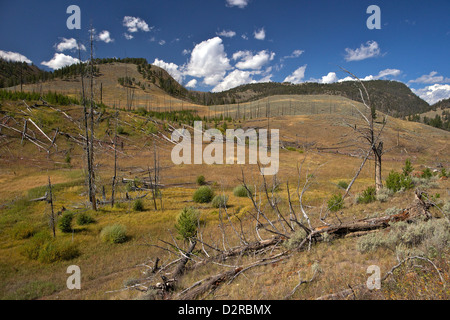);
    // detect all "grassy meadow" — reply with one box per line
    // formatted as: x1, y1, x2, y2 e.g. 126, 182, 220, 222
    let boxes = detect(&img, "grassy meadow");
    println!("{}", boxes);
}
0, 84, 449, 300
